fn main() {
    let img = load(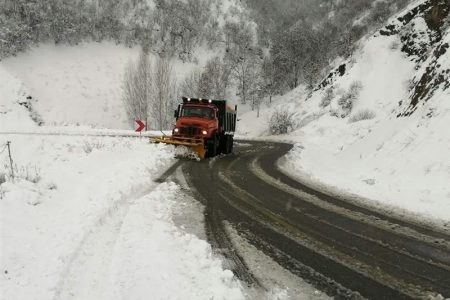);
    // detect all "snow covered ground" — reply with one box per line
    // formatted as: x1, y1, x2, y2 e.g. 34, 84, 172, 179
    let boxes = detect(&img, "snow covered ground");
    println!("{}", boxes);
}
2, 1, 449, 298
238, 1, 450, 225
0, 134, 248, 300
